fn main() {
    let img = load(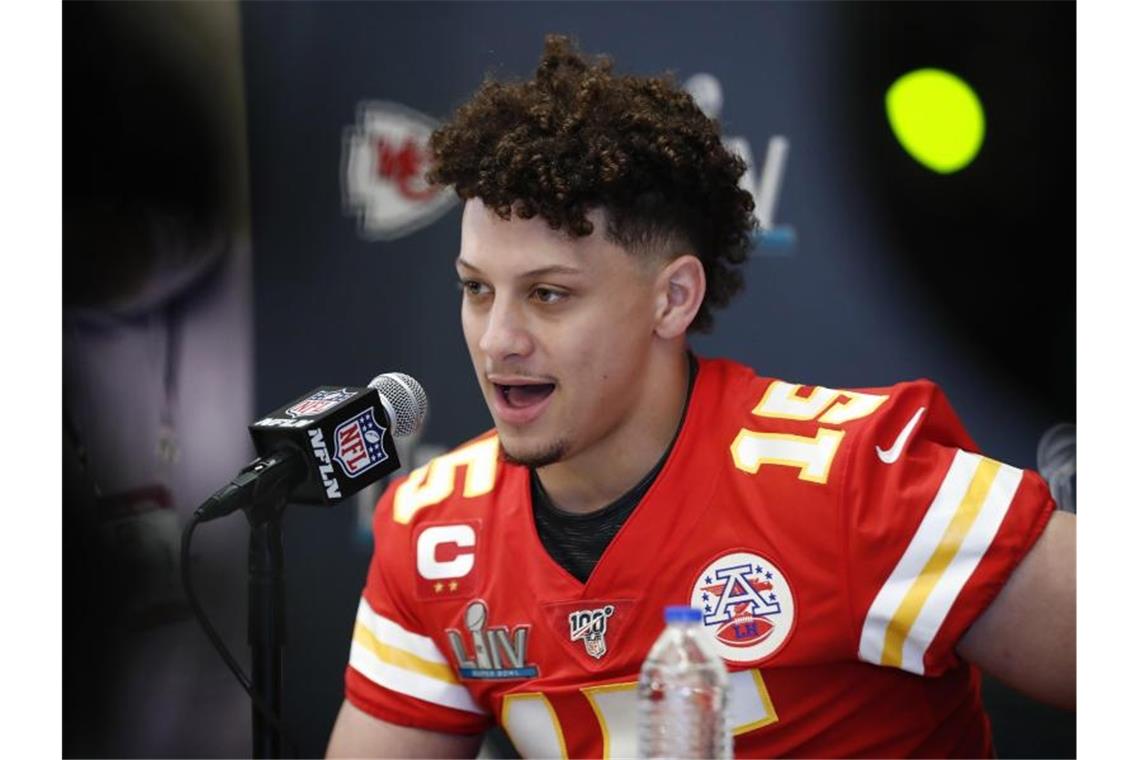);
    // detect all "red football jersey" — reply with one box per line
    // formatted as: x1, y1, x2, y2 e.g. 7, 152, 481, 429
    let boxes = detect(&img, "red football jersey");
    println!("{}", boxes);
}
344, 357, 1055, 757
